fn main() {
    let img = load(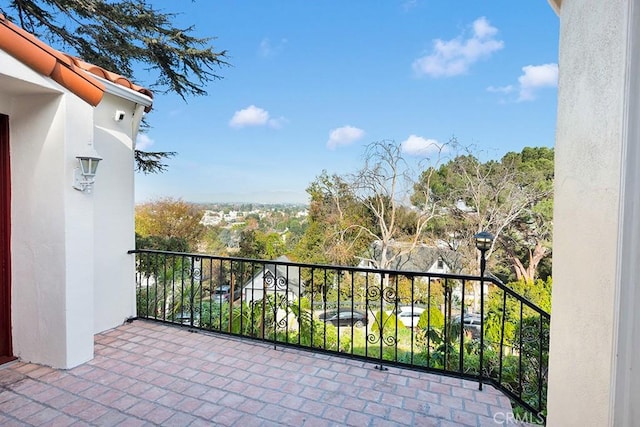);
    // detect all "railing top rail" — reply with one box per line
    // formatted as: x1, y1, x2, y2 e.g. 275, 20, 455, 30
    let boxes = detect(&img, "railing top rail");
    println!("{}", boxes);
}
128, 248, 550, 318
